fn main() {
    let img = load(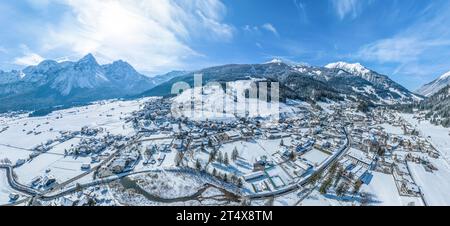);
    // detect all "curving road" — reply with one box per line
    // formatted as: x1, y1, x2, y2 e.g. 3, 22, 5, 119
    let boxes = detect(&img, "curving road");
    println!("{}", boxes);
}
1, 127, 350, 205
0, 164, 40, 196
247, 127, 351, 200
